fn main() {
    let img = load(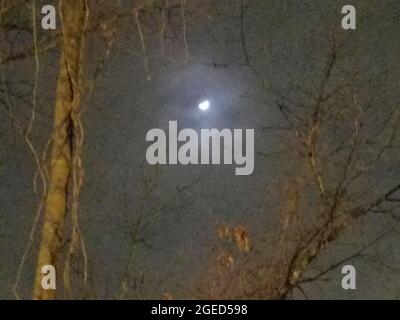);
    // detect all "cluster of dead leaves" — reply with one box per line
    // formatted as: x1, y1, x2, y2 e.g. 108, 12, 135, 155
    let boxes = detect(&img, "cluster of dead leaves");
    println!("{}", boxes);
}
218, 225, 250, 252
216, 225, 250, 272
